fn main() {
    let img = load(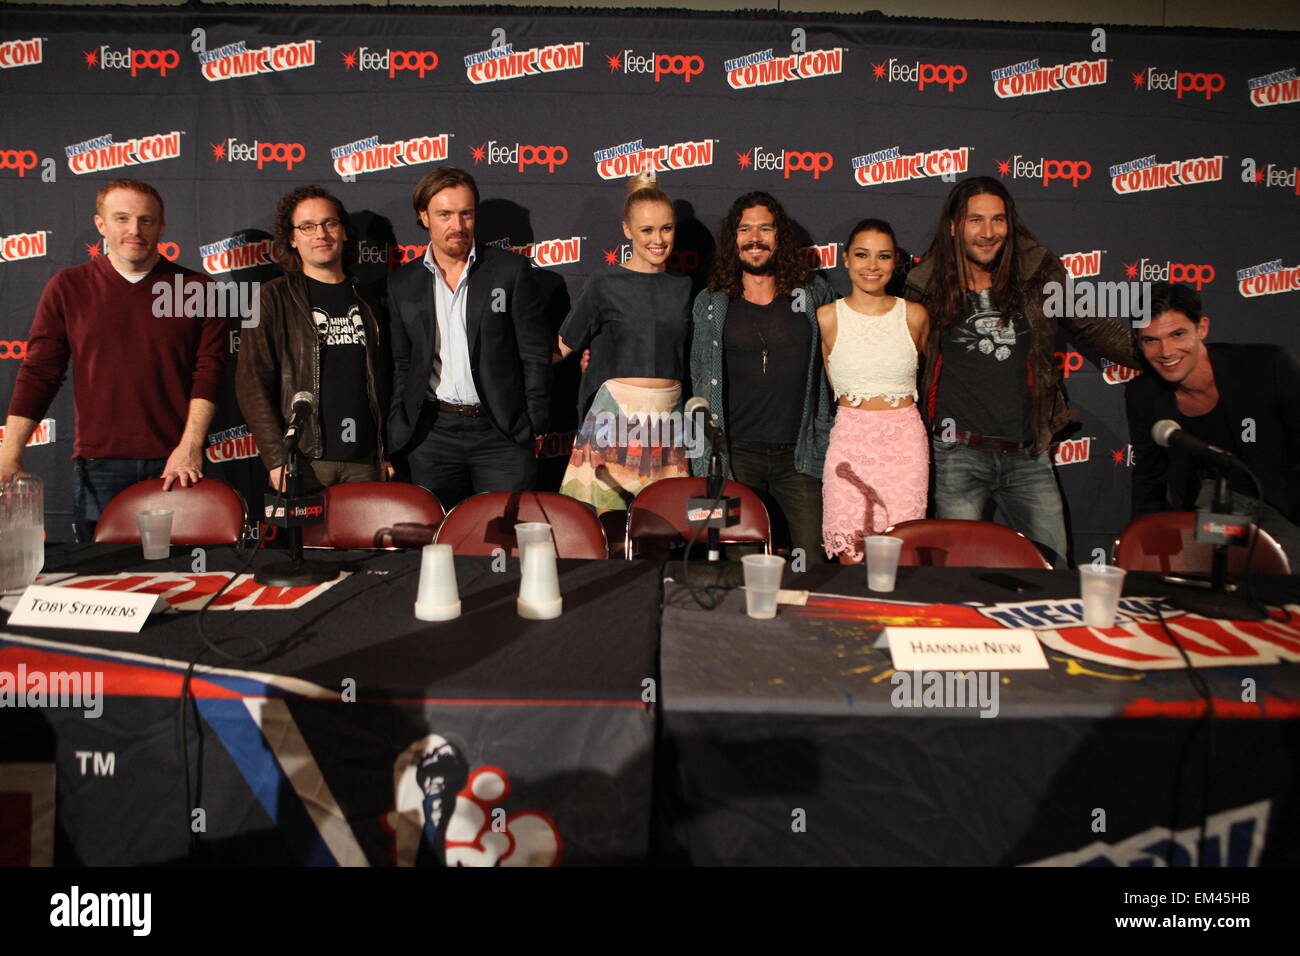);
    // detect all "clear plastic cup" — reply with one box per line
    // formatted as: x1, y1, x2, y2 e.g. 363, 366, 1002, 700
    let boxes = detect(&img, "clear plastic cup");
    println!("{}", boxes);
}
742, 553, 785, 620
865, 535, 903, 592
1079, 565, 1127, 627
415, 543, 461, 621
514, 522, 552, 577
137, 509, 174, 561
